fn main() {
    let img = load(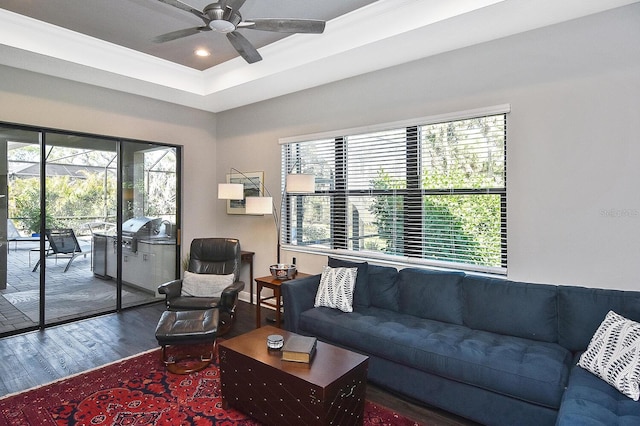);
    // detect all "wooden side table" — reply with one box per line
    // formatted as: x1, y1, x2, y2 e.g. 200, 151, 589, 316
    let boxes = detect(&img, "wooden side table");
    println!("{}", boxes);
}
240, 251, 255, 304
255, 273, 311, 329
